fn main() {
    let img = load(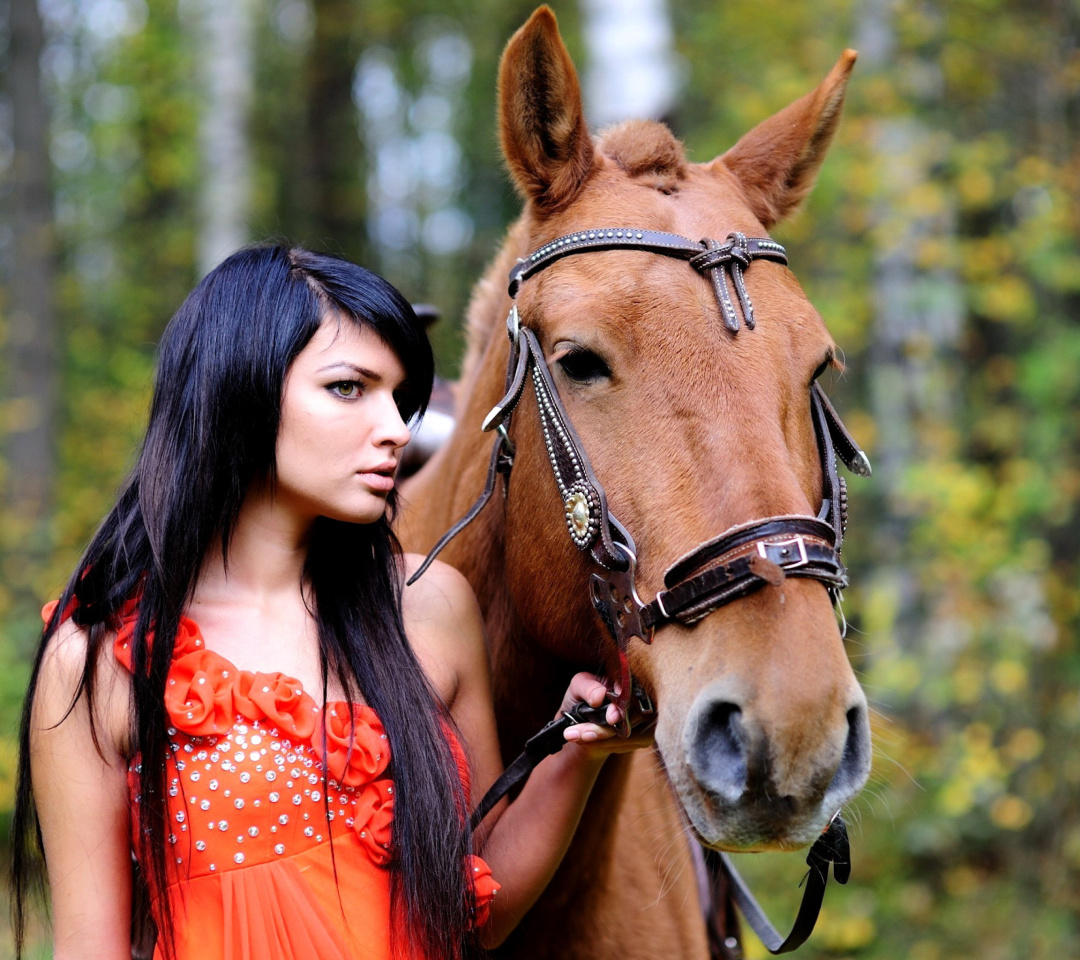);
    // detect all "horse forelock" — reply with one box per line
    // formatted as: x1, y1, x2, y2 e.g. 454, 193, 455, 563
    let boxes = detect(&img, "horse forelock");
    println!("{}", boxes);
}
597, 120, 686, 191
